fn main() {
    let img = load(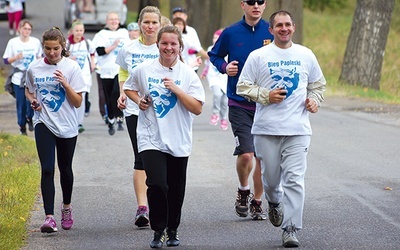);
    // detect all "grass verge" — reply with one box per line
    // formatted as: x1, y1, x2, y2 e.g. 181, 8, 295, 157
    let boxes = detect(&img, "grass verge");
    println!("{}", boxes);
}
0, 133, 40, 250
